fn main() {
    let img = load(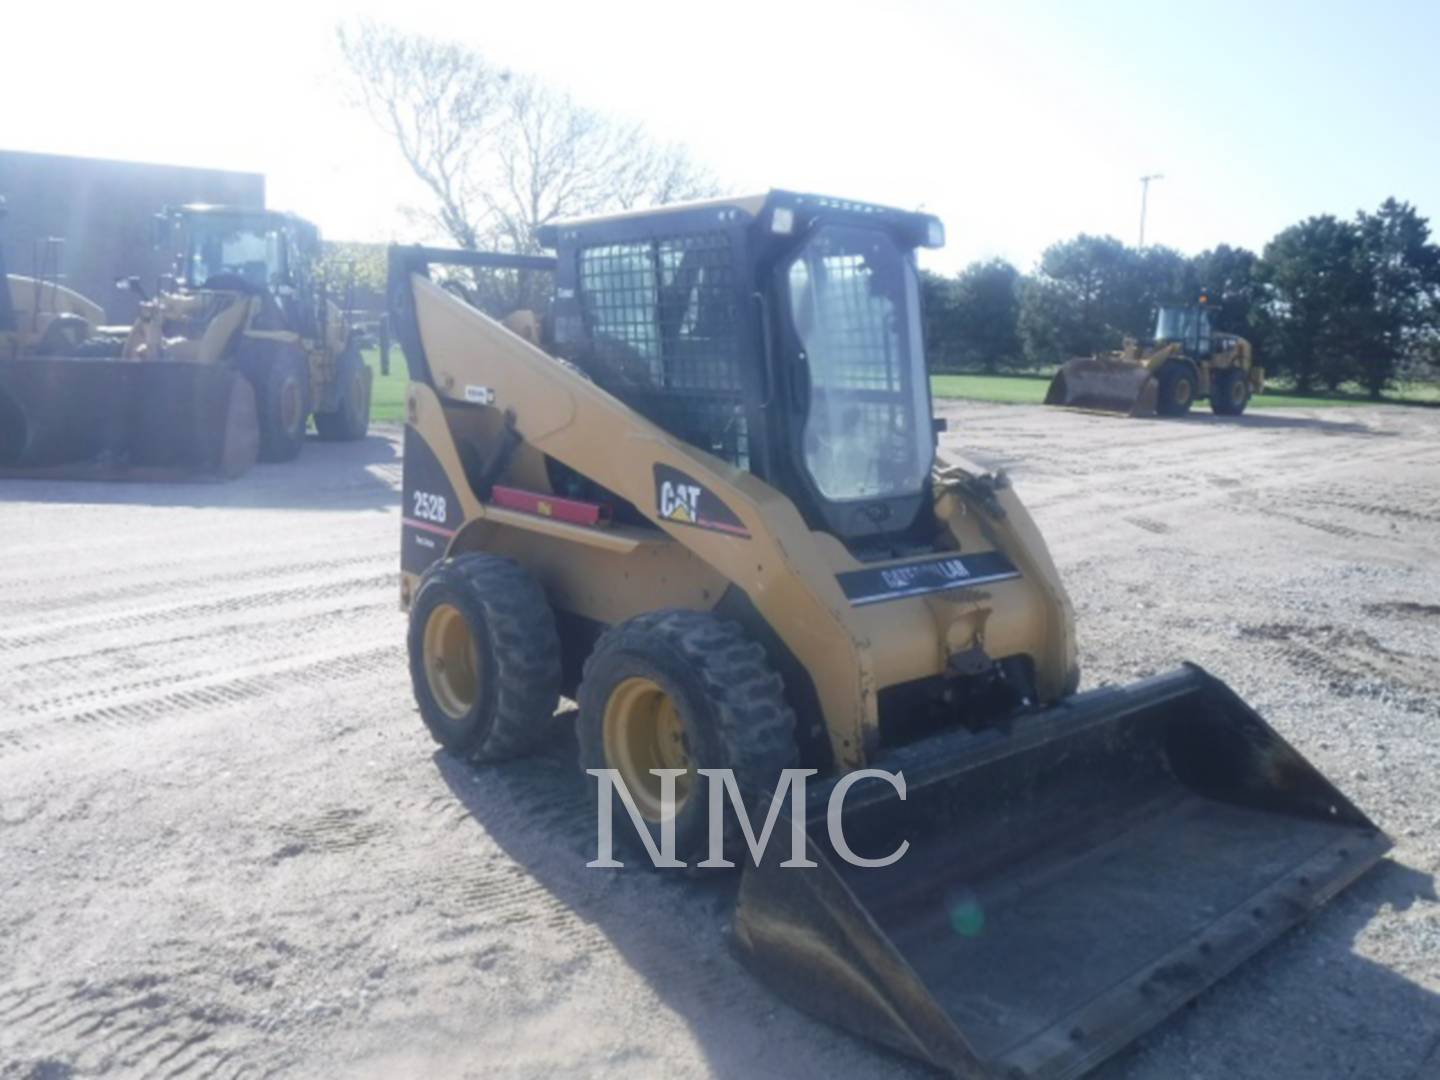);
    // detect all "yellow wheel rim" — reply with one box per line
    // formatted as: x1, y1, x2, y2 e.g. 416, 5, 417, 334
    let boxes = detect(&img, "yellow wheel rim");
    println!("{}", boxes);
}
423, 603, 479, 720
1174, 379, 1192, 406
602, 676, 694, 821
1231, 378, 1247, 405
